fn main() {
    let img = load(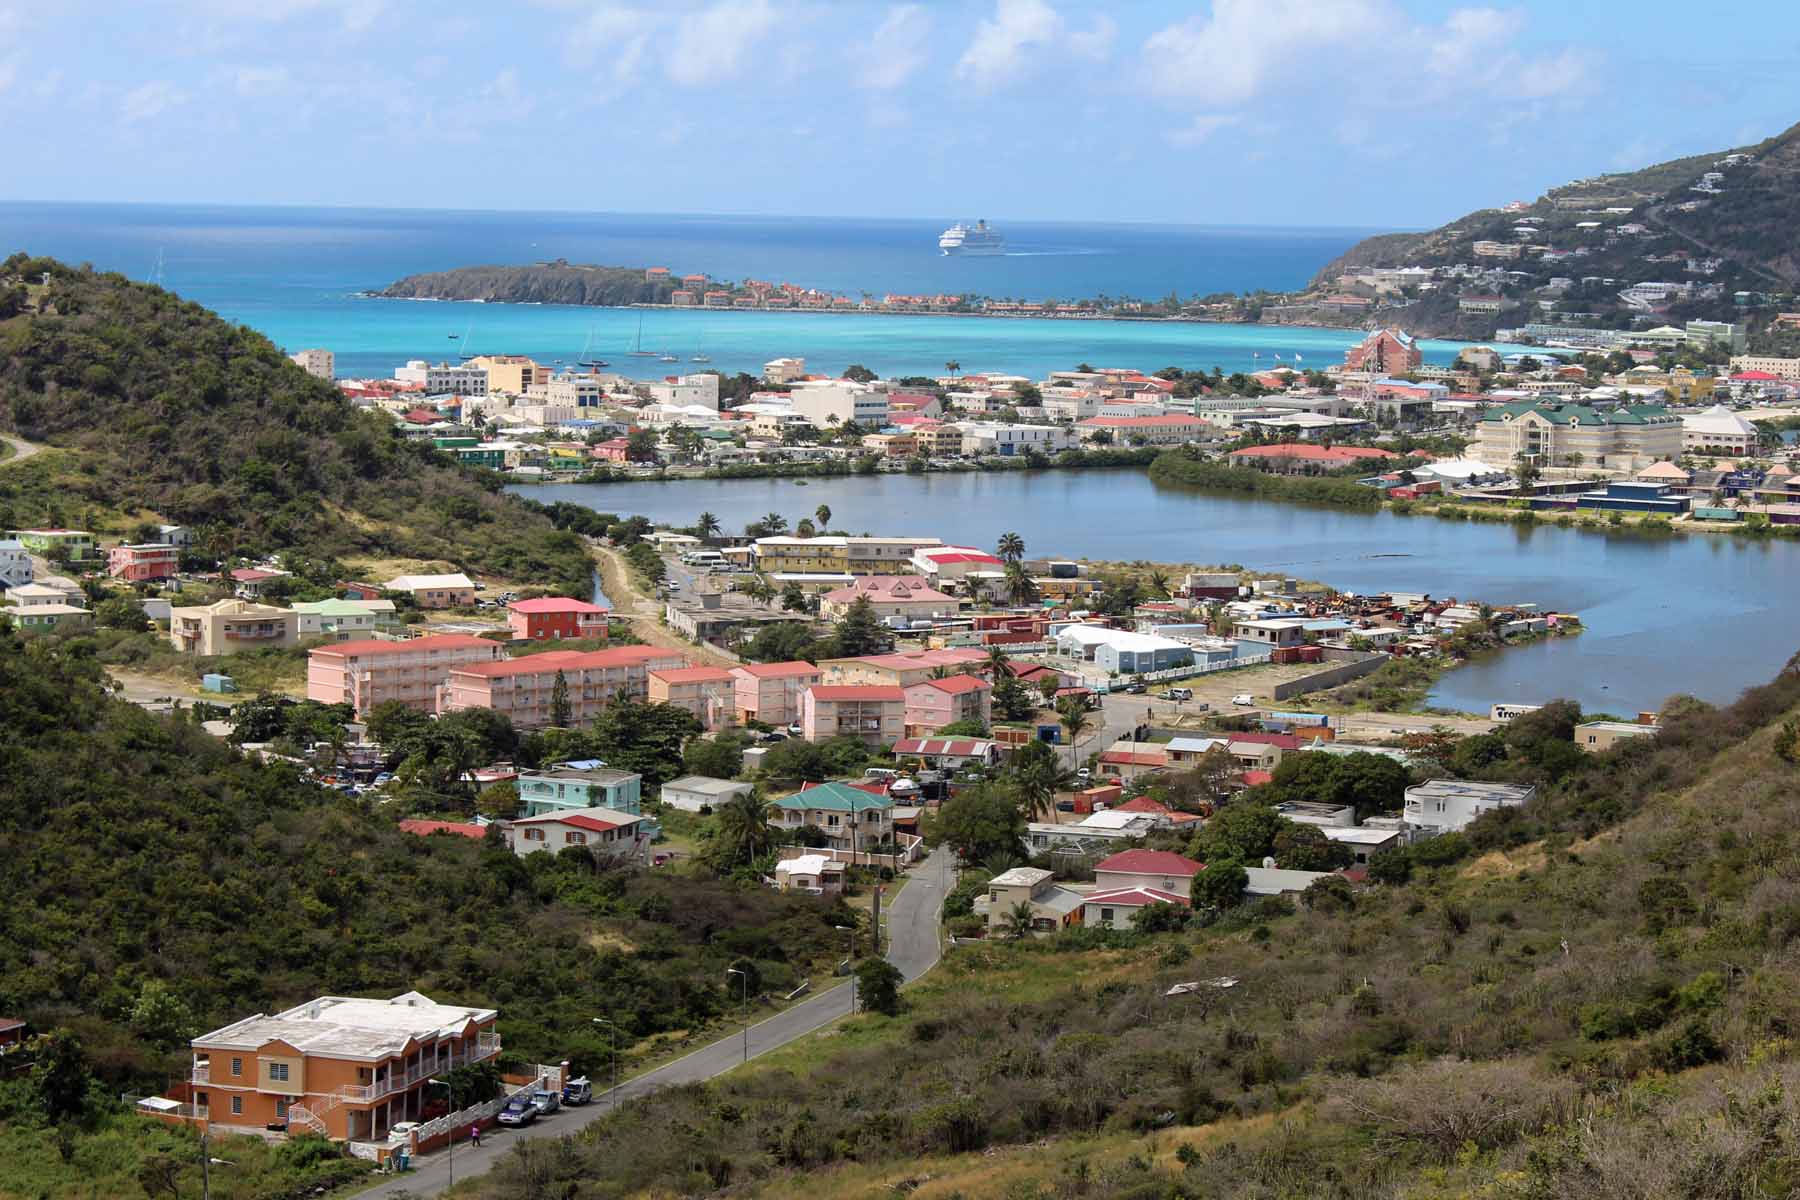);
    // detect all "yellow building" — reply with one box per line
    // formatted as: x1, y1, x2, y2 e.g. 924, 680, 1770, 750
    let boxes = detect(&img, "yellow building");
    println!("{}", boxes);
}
169, 598, 300, 656
753, 536, 850, 574
467, 355, 548, 395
